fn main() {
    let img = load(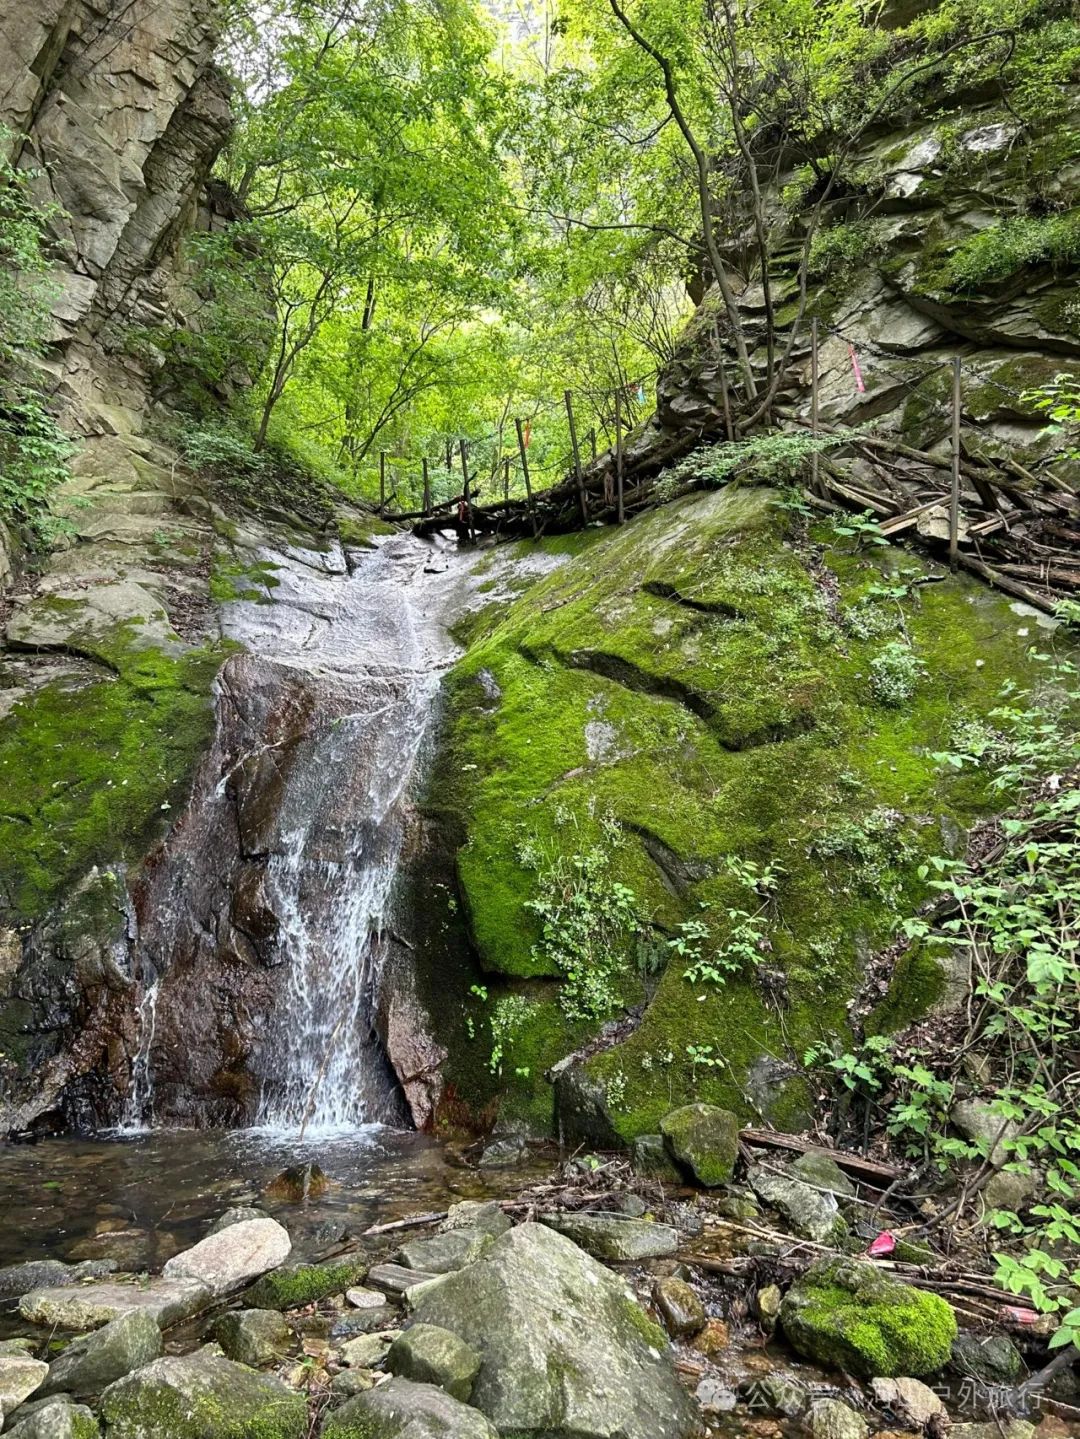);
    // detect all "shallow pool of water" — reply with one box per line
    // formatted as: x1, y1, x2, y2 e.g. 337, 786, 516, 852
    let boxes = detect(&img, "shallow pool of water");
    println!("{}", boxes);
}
0, 1126, 553, 1275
